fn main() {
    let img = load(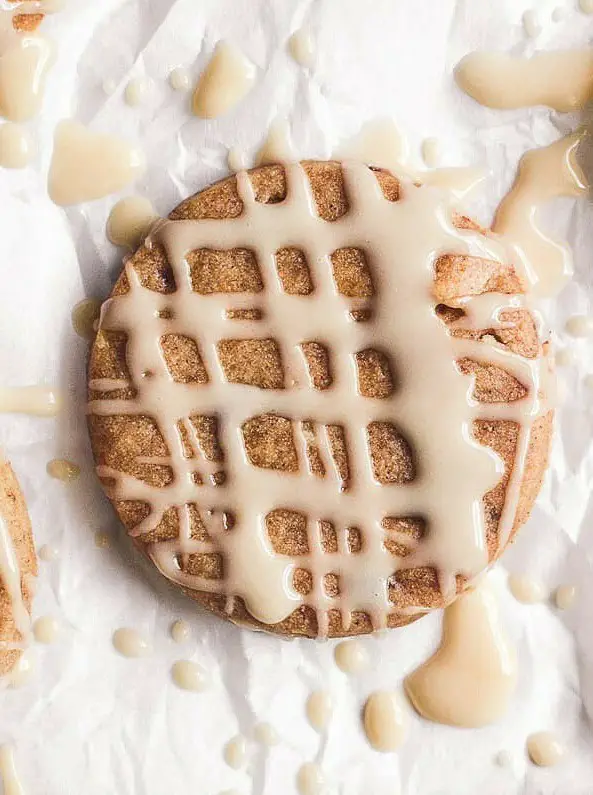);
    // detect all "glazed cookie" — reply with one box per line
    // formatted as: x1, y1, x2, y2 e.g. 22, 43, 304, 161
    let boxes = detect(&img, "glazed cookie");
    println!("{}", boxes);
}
8, 0, 45, 33
88, 161, 552, 638
0, 456, 36, 674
